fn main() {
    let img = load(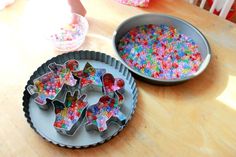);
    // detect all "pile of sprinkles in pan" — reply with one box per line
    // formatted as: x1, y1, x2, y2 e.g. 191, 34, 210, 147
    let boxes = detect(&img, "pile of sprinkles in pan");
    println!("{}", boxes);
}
118, 24, 202, 80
